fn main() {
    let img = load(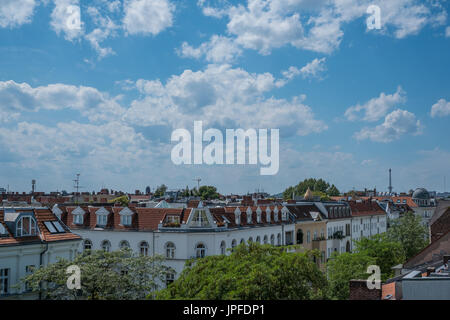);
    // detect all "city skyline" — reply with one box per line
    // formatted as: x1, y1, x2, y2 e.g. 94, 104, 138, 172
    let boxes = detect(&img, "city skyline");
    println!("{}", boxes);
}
0, 0, 449, 195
